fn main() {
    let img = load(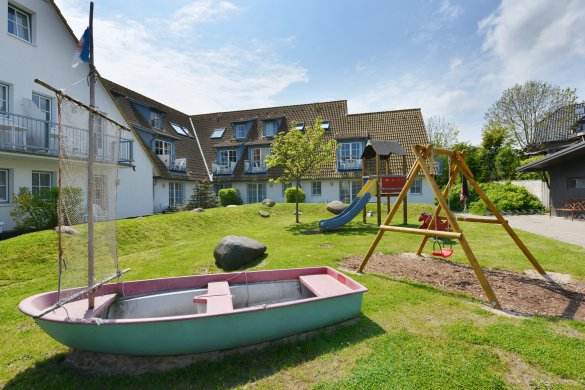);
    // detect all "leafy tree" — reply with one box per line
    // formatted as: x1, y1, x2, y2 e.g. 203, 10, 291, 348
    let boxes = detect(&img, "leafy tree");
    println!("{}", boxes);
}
484, 80, 576, 152
452, 142, 487, 183
516, 155, 548, 181
495, 146, 519, 180
425, 115, 460, 149
188, 180, 218, 209
265, 117, 337, 223
481, 122, 513, 181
